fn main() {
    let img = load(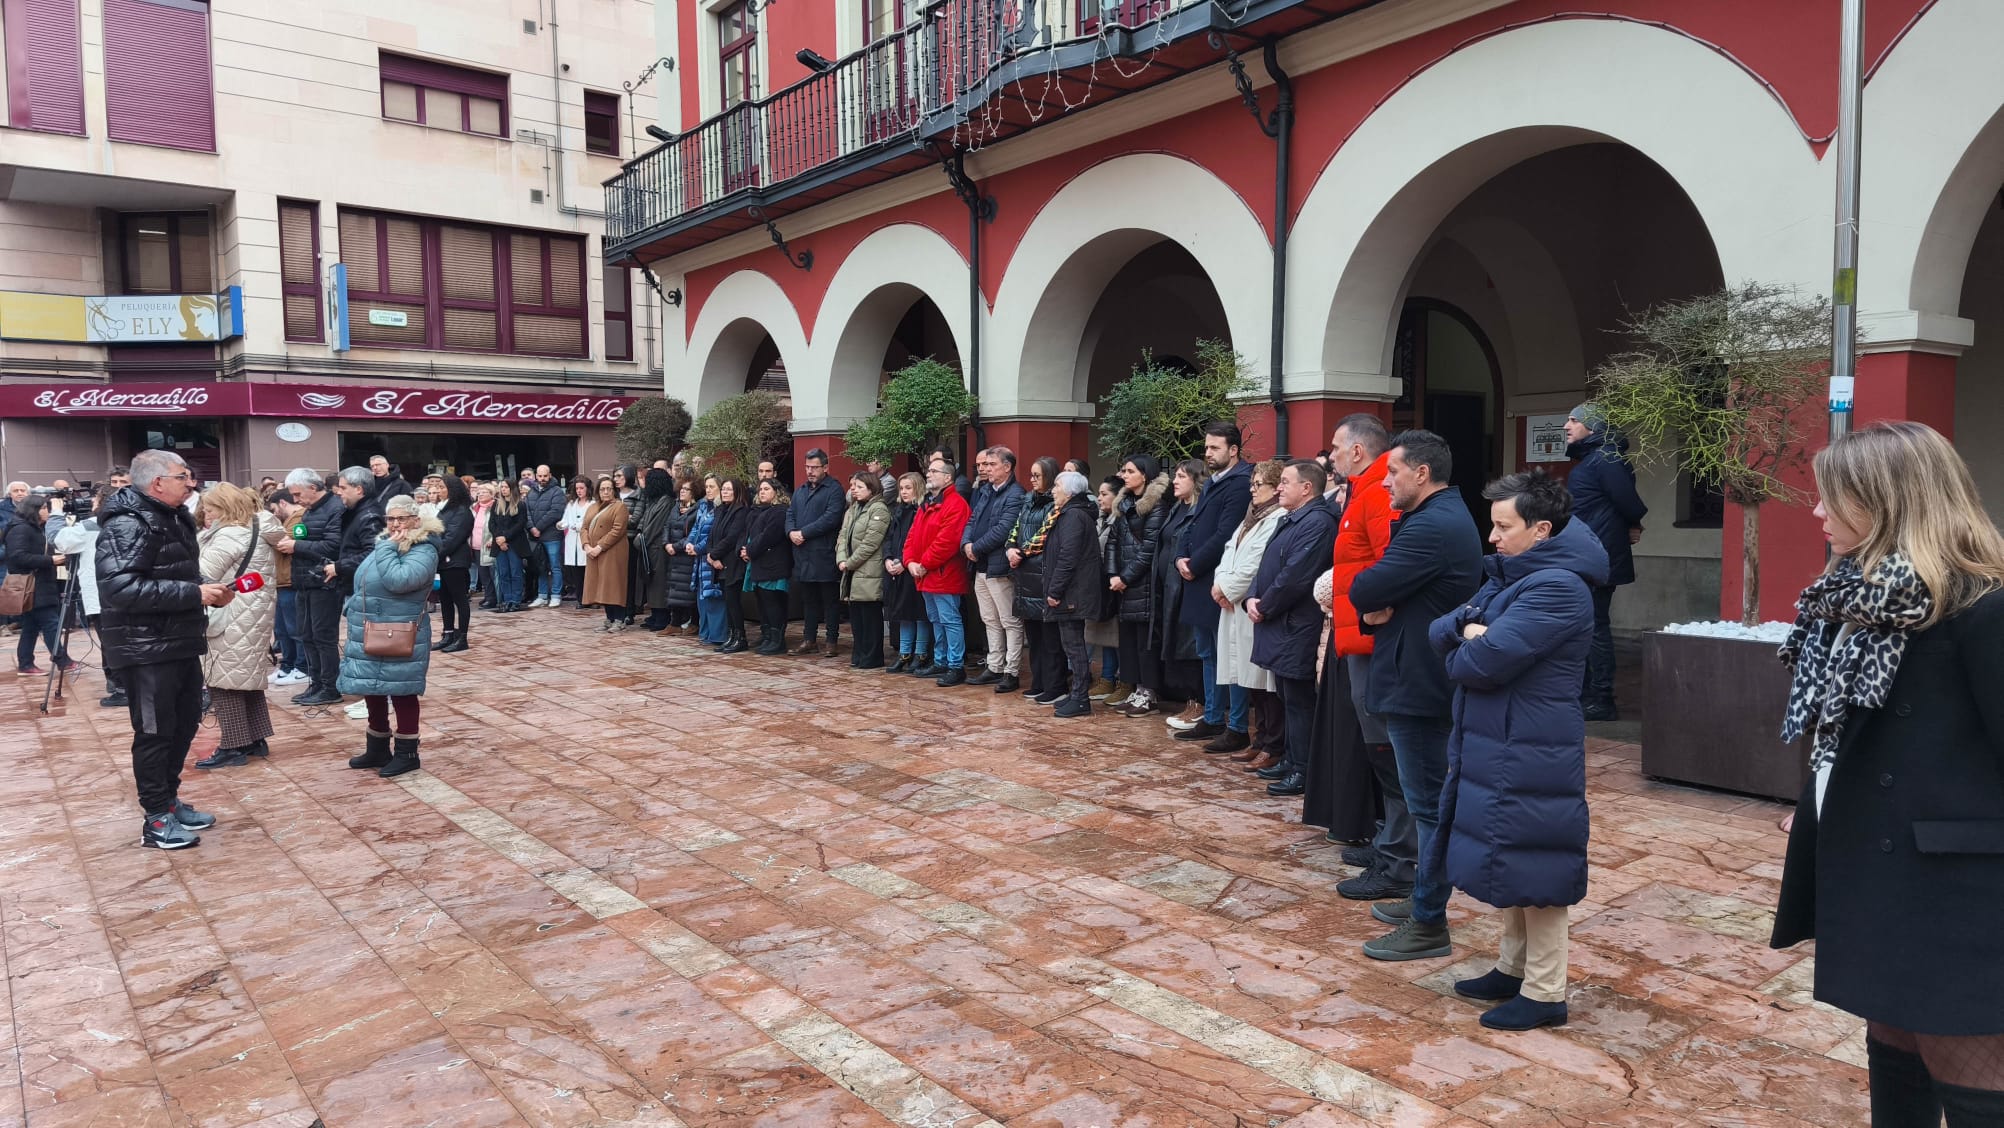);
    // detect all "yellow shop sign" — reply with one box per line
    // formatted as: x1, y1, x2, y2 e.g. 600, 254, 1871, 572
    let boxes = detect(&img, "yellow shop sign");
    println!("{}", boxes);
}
0, 287, 246, 344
